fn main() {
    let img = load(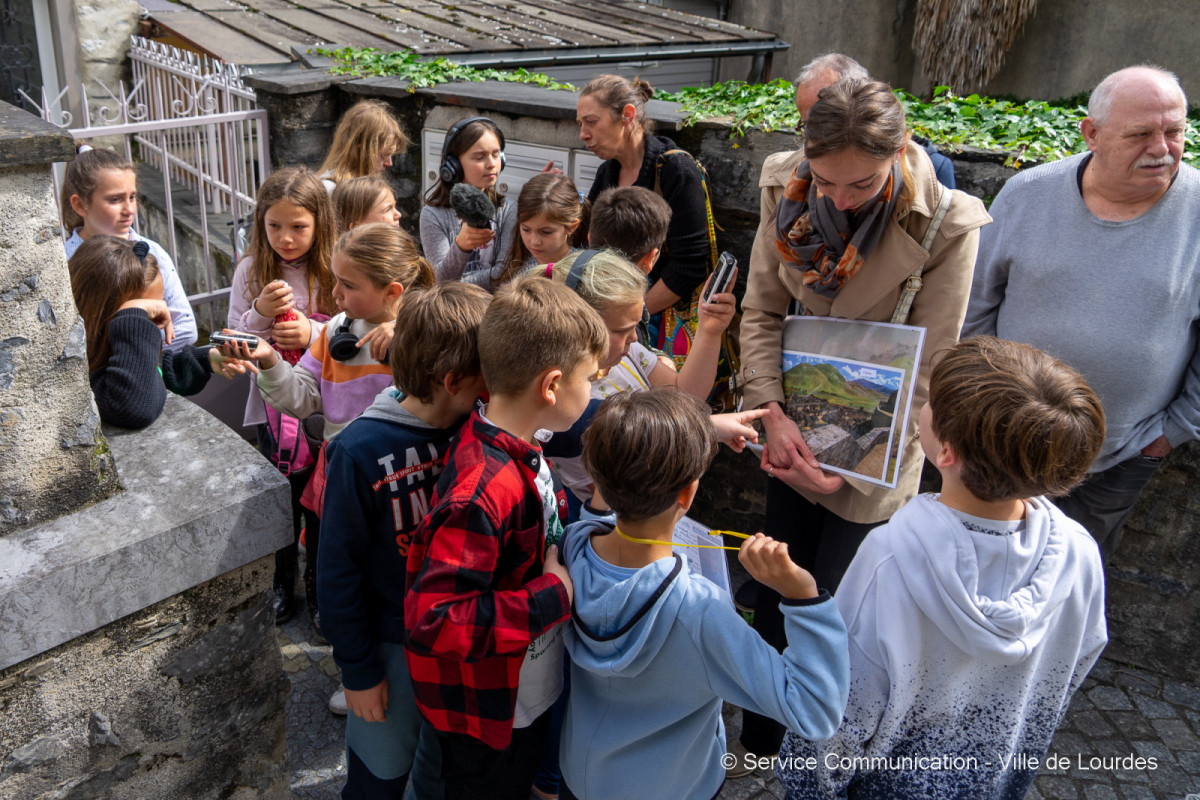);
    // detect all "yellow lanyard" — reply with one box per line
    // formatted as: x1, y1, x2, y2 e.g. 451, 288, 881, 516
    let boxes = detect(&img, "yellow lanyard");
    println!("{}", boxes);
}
614, 527, 751, 552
